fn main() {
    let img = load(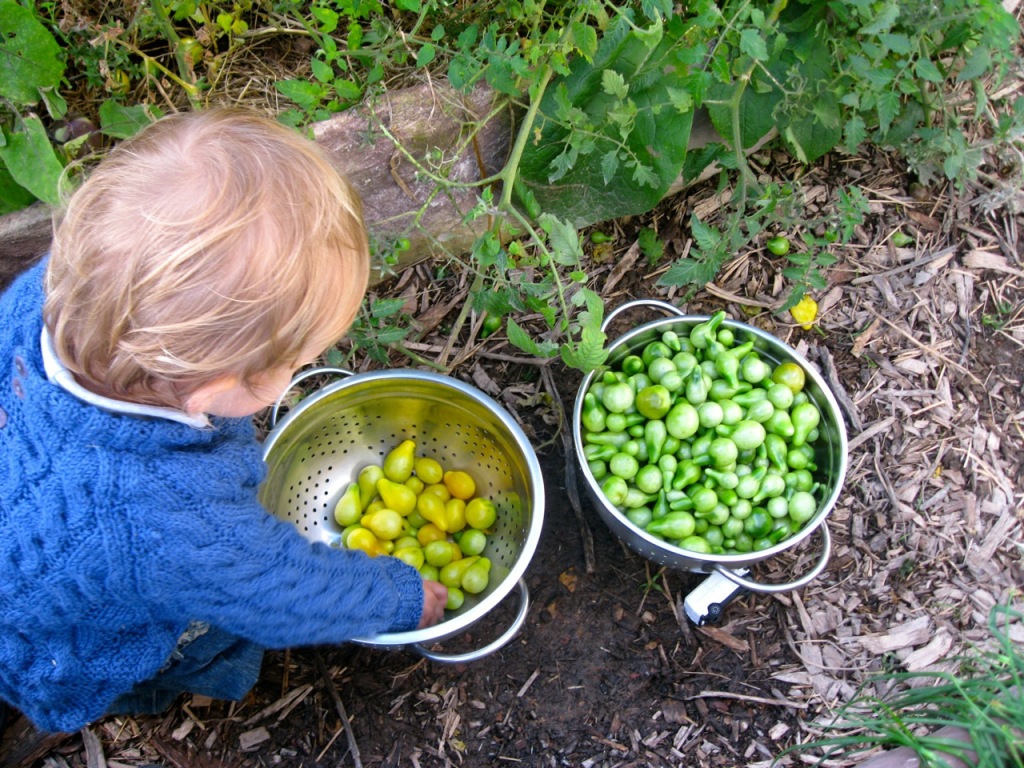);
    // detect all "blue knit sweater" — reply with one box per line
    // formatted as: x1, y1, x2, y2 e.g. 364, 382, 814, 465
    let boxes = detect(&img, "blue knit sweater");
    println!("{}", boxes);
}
0, 260, 424, 733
